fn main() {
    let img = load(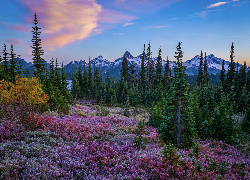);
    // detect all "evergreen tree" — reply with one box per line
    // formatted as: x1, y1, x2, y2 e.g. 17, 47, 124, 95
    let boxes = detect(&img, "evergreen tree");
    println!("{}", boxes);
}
197, 50, 203, 86
154, 46, 162, 89
55, 58, 61, 90
163, 56, 171, 91
159, 42, 195, 148
220, 59, 226, 91
225, 42, 235, 93
77, 64, 84, 99
121, 56, 128, 82
139, 44, 146, 92
31, 13, 45, 82
9, 44, 18, 83
2, 44, 9, 76
88, 56, 93, 98
203, 52, 209, 84
61, 62, 69, 99
83, 62, 88, 97
16, 55, 24, 77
